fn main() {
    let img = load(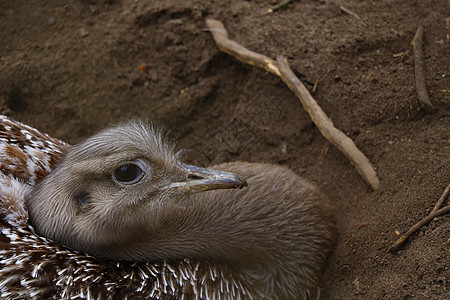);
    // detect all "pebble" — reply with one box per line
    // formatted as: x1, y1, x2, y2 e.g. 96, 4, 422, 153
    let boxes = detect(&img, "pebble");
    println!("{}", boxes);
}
79, 28, 89, 38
